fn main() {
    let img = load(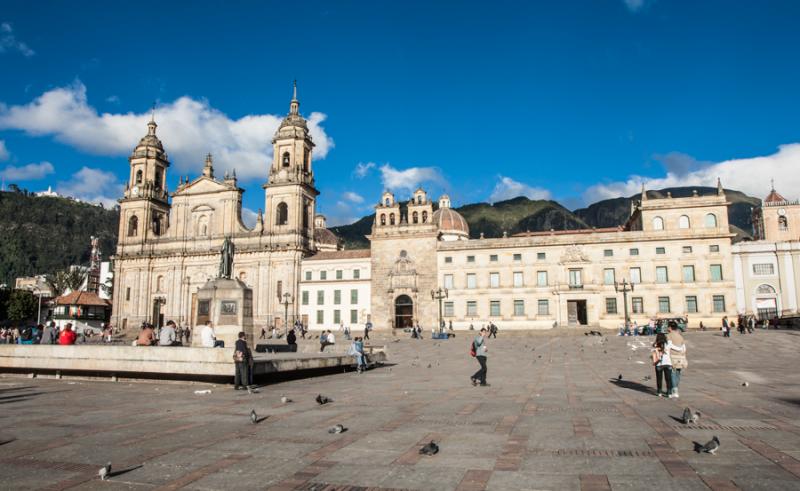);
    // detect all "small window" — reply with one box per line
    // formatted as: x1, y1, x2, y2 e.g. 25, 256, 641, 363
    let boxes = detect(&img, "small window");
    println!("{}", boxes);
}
350, 309, 358, 323
632, 297, 643, 314
778, 215, 788, 231
466, 301, 478, 316
537, 271, 548, 287
514, 299, 525, 316
678, 215, 690, 229
126, 287, 131, 301
444, 274, 454, 289
333, 310, 341, 324
127, 215, 139, 237
305, 271, 311, 281
317, 291, 324, 305
467, 273, 477, 289
685, 296, 698, 313
513, 271, 523, 287
568, 269, 583, 287
705, 213, 718, 228
336, 270, 343, 280
709, 245, 720, 253
276, 202, 288, 225
513, 253, 522, 261
606, 298, 618, 314
334, 290, 341, 305
302, 291, 309, 305
489, 272, 500, 288
276, 281, 283, 298
353, 269, 361, 279
656, 247, 666, 255
320, 271, 327, 280
282, 152, 290, 167
682, 265, 695, 283
653, 216, 664, 230
380, 214, 386, 226
422, 211, 428, 223
537, 252, 546, 260
444, 301, 454, 317
490, 300, 501, 317
629, 248, 639, 256
604, 249, 613, 257
658, 296, 671, 313
351, 289, 358, 304
135, 169, 143, 184
444, 256, 453, 264
412, 211, 419, 224
467, 255, 475, 263
603, 268, 615, 285
710, 264, 723, 281
316, 310, 324, 324
537, 299, 549, 315
656, 266, 669, 283
682, 246, 692, 253
630, 267, 641, 284
389, 213, 396, 225
490, 254, 498, 262
712, 295, 726, 313
753, 264, 775, 275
